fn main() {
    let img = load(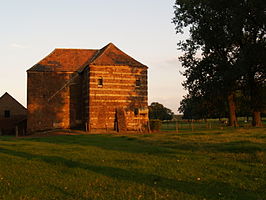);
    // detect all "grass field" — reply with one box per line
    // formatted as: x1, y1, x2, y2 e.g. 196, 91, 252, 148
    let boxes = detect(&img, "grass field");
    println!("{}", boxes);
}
161, 118, 266, 132
0, 128, 265, 200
